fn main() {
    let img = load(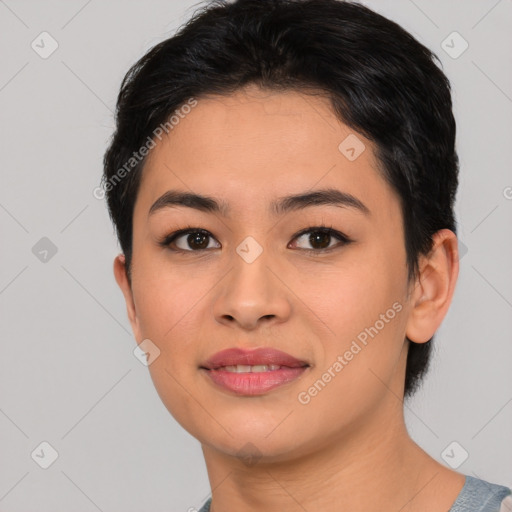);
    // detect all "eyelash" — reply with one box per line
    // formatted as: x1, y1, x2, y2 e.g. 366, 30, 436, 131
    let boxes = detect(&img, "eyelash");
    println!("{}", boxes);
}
158, 224, 352, 255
